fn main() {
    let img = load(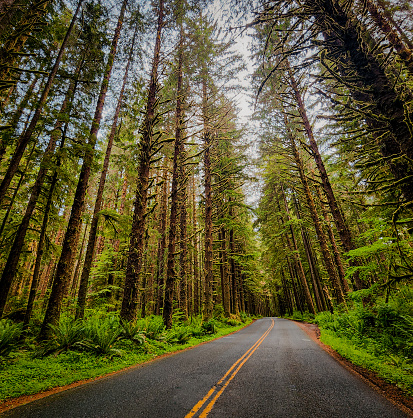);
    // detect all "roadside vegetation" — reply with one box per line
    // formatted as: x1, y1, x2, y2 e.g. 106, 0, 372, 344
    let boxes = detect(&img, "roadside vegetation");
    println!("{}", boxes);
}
0, 311, 252, 401
316, 286, 413, 396
285, 286, 413, 396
